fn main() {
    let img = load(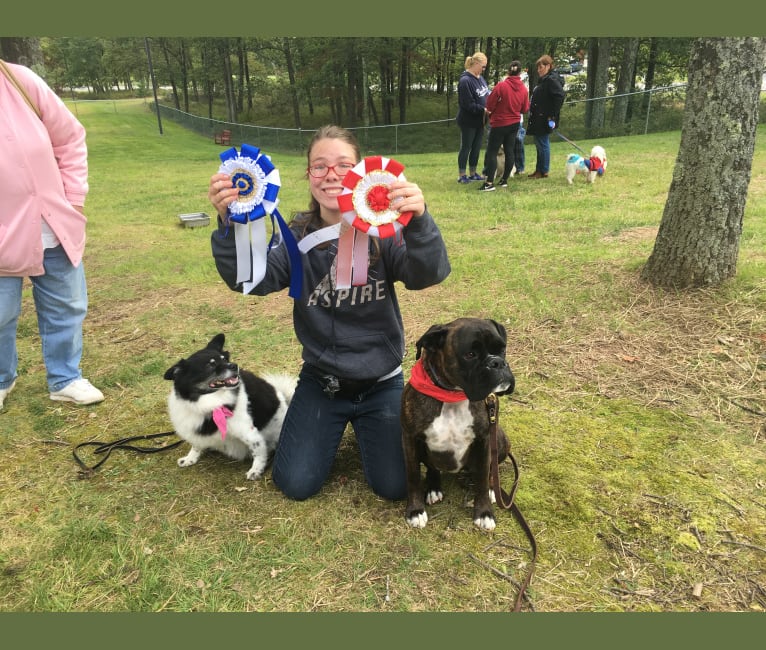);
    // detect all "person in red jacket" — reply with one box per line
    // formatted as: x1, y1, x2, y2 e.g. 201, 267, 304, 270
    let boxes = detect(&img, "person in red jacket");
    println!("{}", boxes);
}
478, 61, 530, 191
